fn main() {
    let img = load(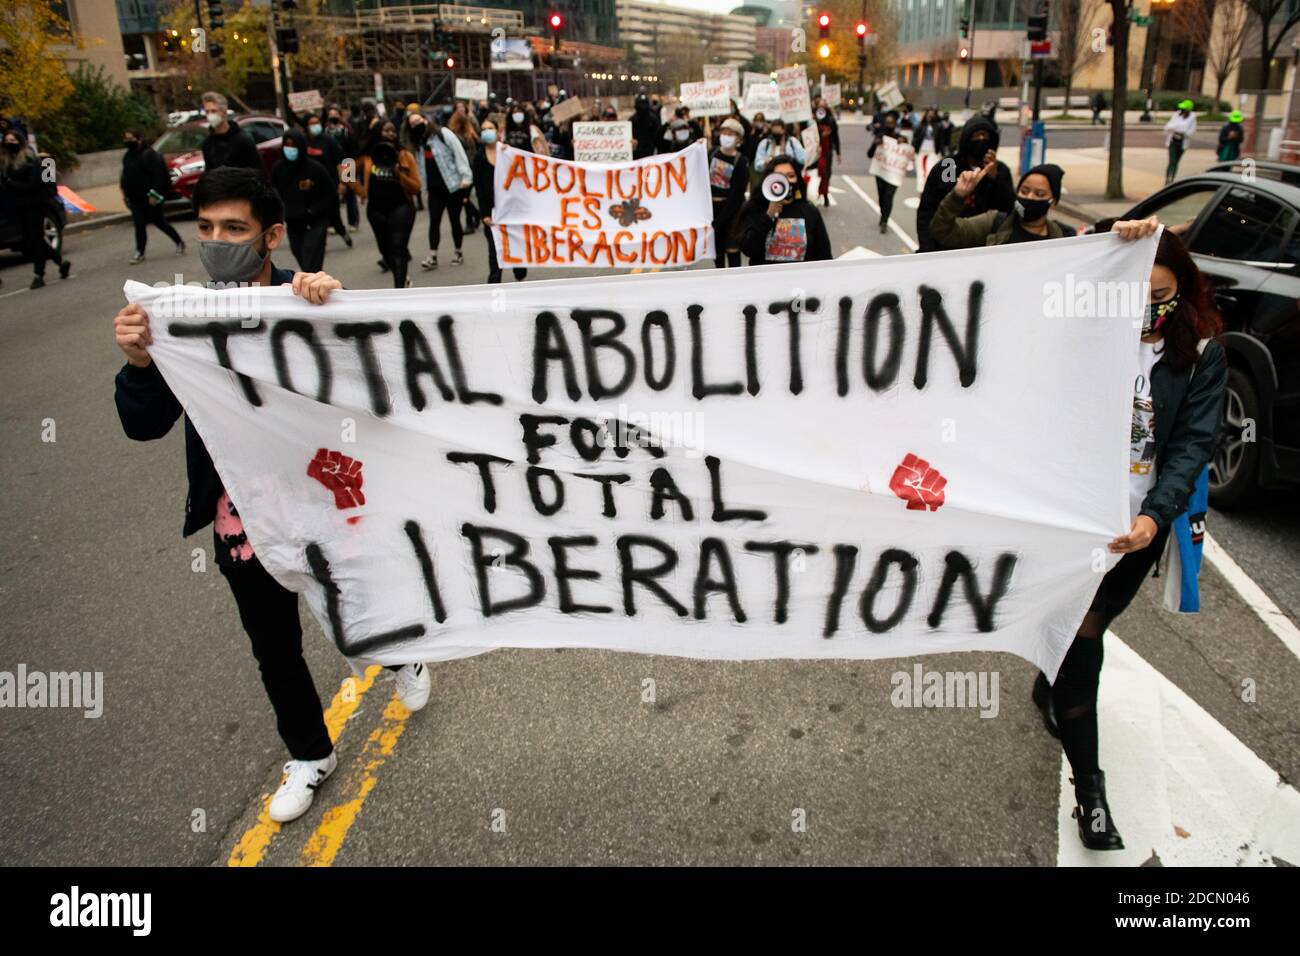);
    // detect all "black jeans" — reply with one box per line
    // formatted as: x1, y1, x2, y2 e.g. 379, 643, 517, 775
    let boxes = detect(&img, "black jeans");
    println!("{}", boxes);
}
484, 224, 526, 283
129, 200, 182, 254
19, 205, 63, 278
341, 188, 359, 227
219, 553, 333, 761
368, 200, 416, 288
427, 175, 465, 251
287, 218, 327, 274
875, 177, 897, 224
